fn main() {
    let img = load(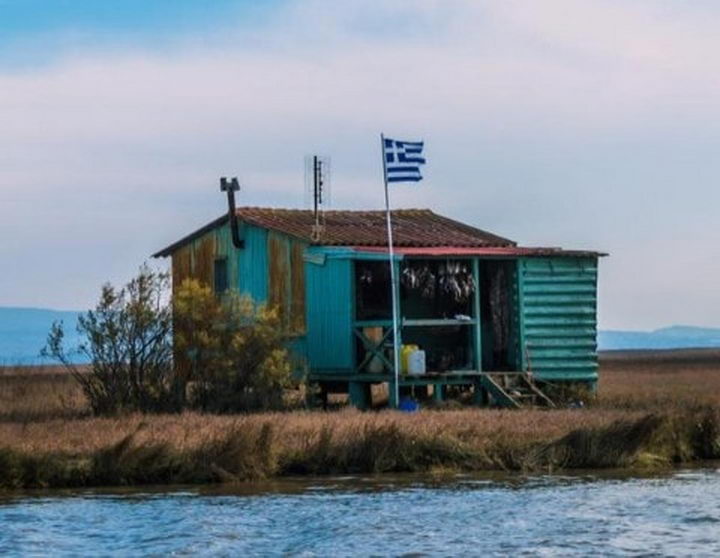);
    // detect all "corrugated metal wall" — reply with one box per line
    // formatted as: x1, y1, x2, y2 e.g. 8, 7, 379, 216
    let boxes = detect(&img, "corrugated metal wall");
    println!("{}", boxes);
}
304, 252, 353, 372
518, 257, 599, 382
